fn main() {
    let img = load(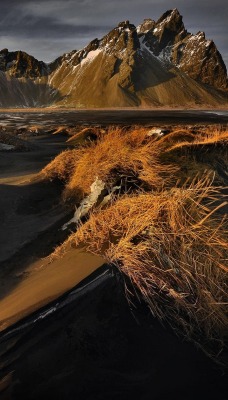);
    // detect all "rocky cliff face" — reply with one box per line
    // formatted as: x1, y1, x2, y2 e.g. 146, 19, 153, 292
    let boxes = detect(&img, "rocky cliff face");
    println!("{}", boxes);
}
171, 31, 228, 90
0, 48, 48, 79
140, 9, 228, 90
140, 9, 188, 56
0, 8, 227, 107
